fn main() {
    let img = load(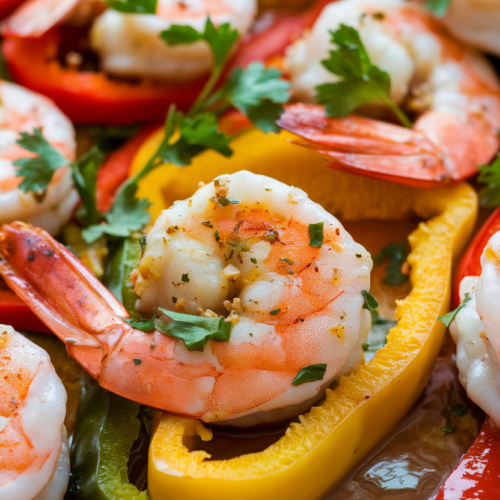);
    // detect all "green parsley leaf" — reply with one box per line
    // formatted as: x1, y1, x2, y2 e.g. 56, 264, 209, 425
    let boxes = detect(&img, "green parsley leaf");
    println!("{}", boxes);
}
219, 63, 290, 133
478, 155, 500, 208
133, 358, 142, 365
162, 112, 233, 167
292, 364, 327, 386
270, 309, 281, 315
280, 258, 294, 266
106, 0, 156, 14
162, 18, 239, 70
14, 128, 69, 196
202, 221, 213, 228
215, 231, 220, 242
71, 146, 104, 227
182, 273, 190, 283
82, 183, 151, 243
451, 403, 468, 417
124, 316, 156, 332
315, 25, 411, 128
424, 0, 452, 17
362, 290, 379, 311
373, 242, 409, 287
437, 293, 471, 327
156, 309, 232, 351
251, 257, 257, 264
361, 342, 369, 352
308, 222, 324, 248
